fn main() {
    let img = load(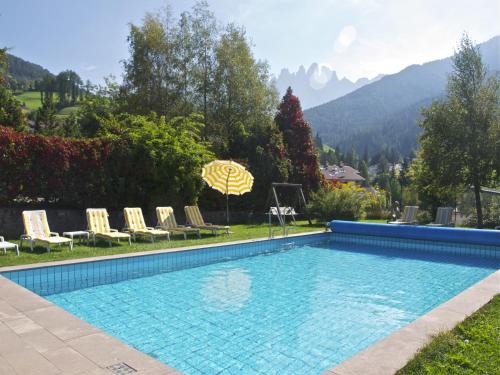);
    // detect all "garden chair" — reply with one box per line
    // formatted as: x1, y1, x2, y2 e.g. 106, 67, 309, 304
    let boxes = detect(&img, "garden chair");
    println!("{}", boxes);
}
20, 210, 73, 252
123, 207, 170, 242
156, 207, 200, 240
426, 207, 454, 227
86, 208, 131, 246
388, 206, 419, 225
1, 236, 19, 256
184, 206, 230, 235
